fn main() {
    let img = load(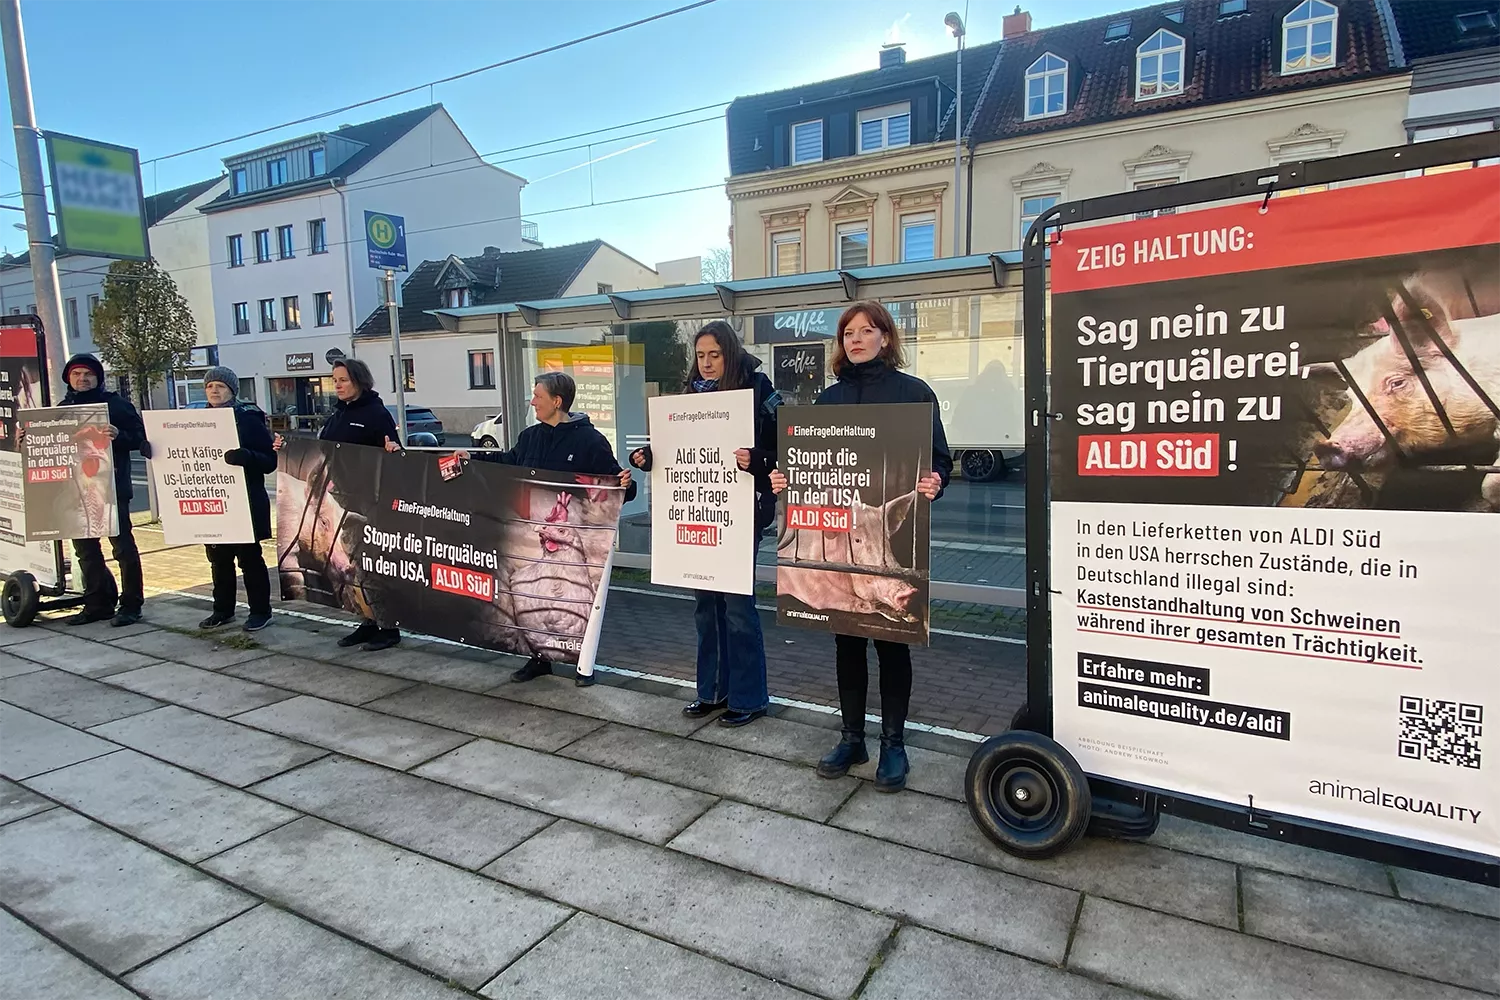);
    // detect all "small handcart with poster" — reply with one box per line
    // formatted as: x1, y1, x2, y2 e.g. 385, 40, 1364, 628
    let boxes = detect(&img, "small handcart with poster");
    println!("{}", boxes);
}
0, 315, 86, 627
963, 134, 1500, 888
